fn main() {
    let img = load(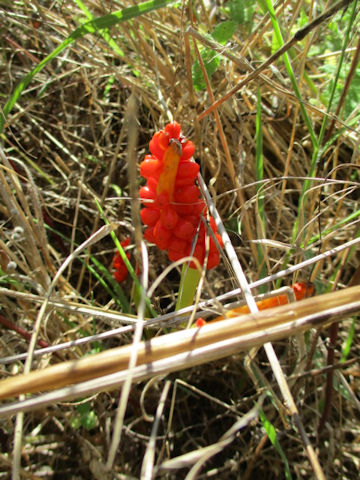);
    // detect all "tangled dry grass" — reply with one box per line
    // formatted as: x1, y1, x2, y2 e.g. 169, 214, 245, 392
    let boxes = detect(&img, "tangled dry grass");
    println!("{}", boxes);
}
0, 0, 360, 479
